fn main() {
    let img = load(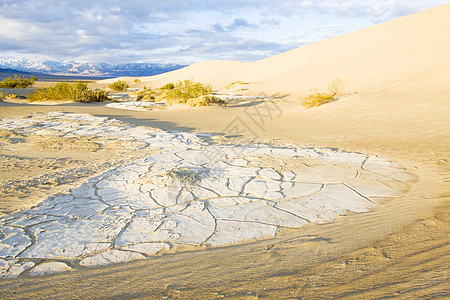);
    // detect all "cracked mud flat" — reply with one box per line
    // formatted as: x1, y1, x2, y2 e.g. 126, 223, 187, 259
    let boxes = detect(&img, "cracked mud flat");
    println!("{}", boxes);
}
0, 112, 414, 278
